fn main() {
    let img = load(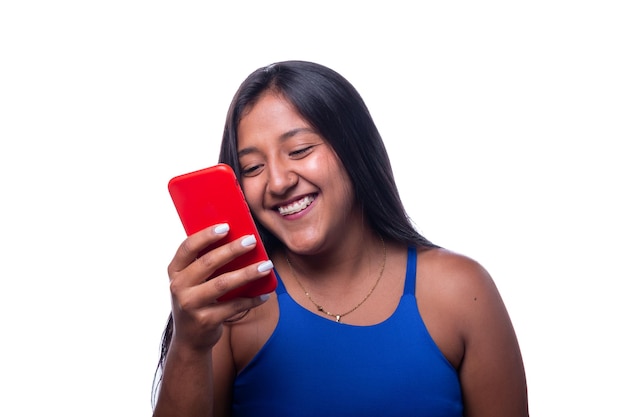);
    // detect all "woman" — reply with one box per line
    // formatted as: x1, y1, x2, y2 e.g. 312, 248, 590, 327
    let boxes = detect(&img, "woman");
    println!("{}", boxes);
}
152, 60, 528, 416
